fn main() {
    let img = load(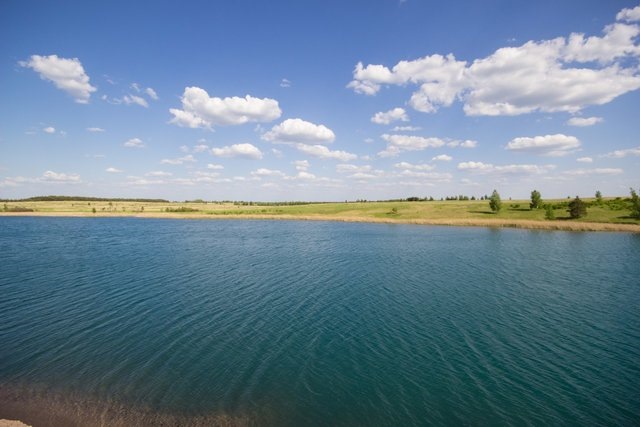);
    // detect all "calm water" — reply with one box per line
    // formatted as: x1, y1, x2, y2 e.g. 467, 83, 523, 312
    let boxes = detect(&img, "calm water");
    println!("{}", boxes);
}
0, 217, 639, 425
